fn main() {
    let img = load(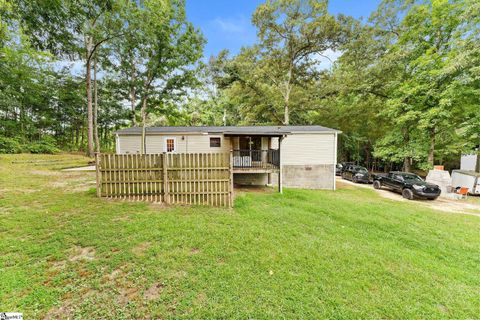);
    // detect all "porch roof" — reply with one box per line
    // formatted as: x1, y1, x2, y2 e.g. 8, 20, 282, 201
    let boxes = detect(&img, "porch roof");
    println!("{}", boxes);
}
115, 125, 340, 136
